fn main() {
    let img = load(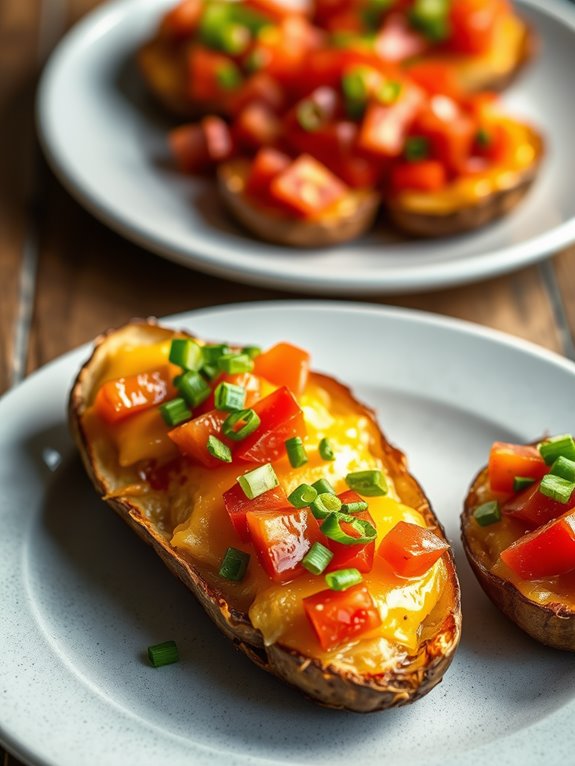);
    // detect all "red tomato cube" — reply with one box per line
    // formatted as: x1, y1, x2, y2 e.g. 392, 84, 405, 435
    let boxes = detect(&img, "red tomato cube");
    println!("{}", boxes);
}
303, 585, 382, 651
378, 521, 449, 578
